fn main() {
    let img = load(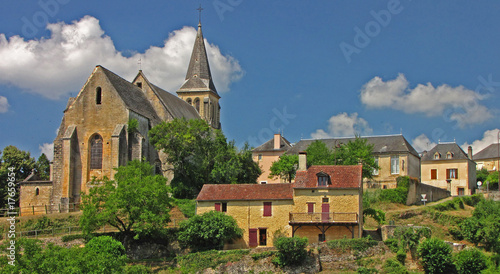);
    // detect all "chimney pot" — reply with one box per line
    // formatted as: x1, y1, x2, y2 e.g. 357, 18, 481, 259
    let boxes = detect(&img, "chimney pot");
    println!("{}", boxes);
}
468, 146, 473, 160
273, 134, 281, 150
298, 151, 307, 171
